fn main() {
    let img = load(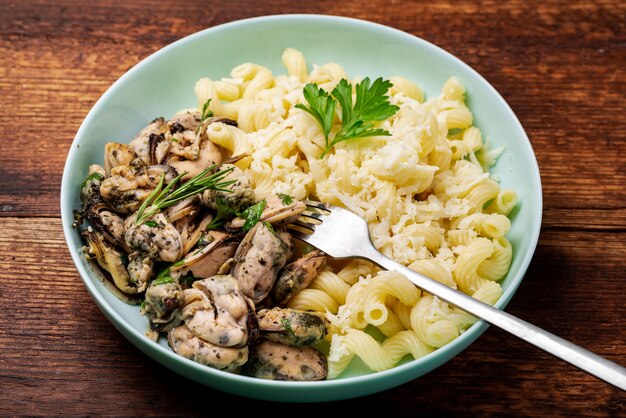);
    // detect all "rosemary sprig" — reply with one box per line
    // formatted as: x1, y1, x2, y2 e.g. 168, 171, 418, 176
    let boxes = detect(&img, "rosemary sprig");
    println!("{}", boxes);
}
196, 99, 214, 134
135, 165, 235, 225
